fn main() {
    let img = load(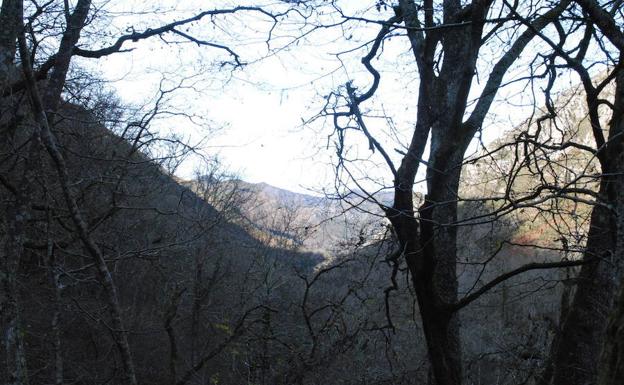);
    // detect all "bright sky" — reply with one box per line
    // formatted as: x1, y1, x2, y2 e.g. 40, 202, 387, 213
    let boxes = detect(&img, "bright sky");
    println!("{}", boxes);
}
87, 0, 418, 195
85, 0, 574, 195
96, 54, 344, 195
